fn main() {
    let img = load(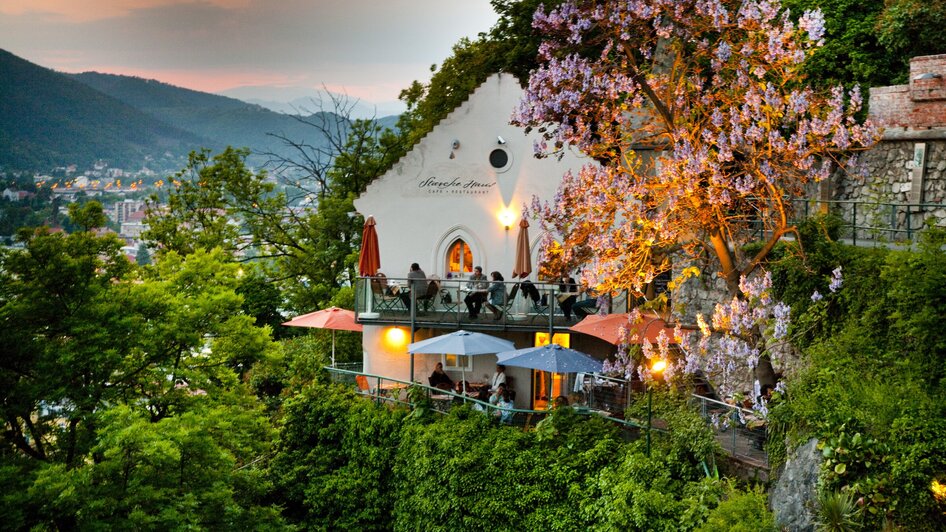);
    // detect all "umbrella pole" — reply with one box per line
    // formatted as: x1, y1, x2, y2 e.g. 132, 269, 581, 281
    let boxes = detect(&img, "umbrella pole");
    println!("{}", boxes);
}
410, 291, 416, 383
331, 330, 336, 367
